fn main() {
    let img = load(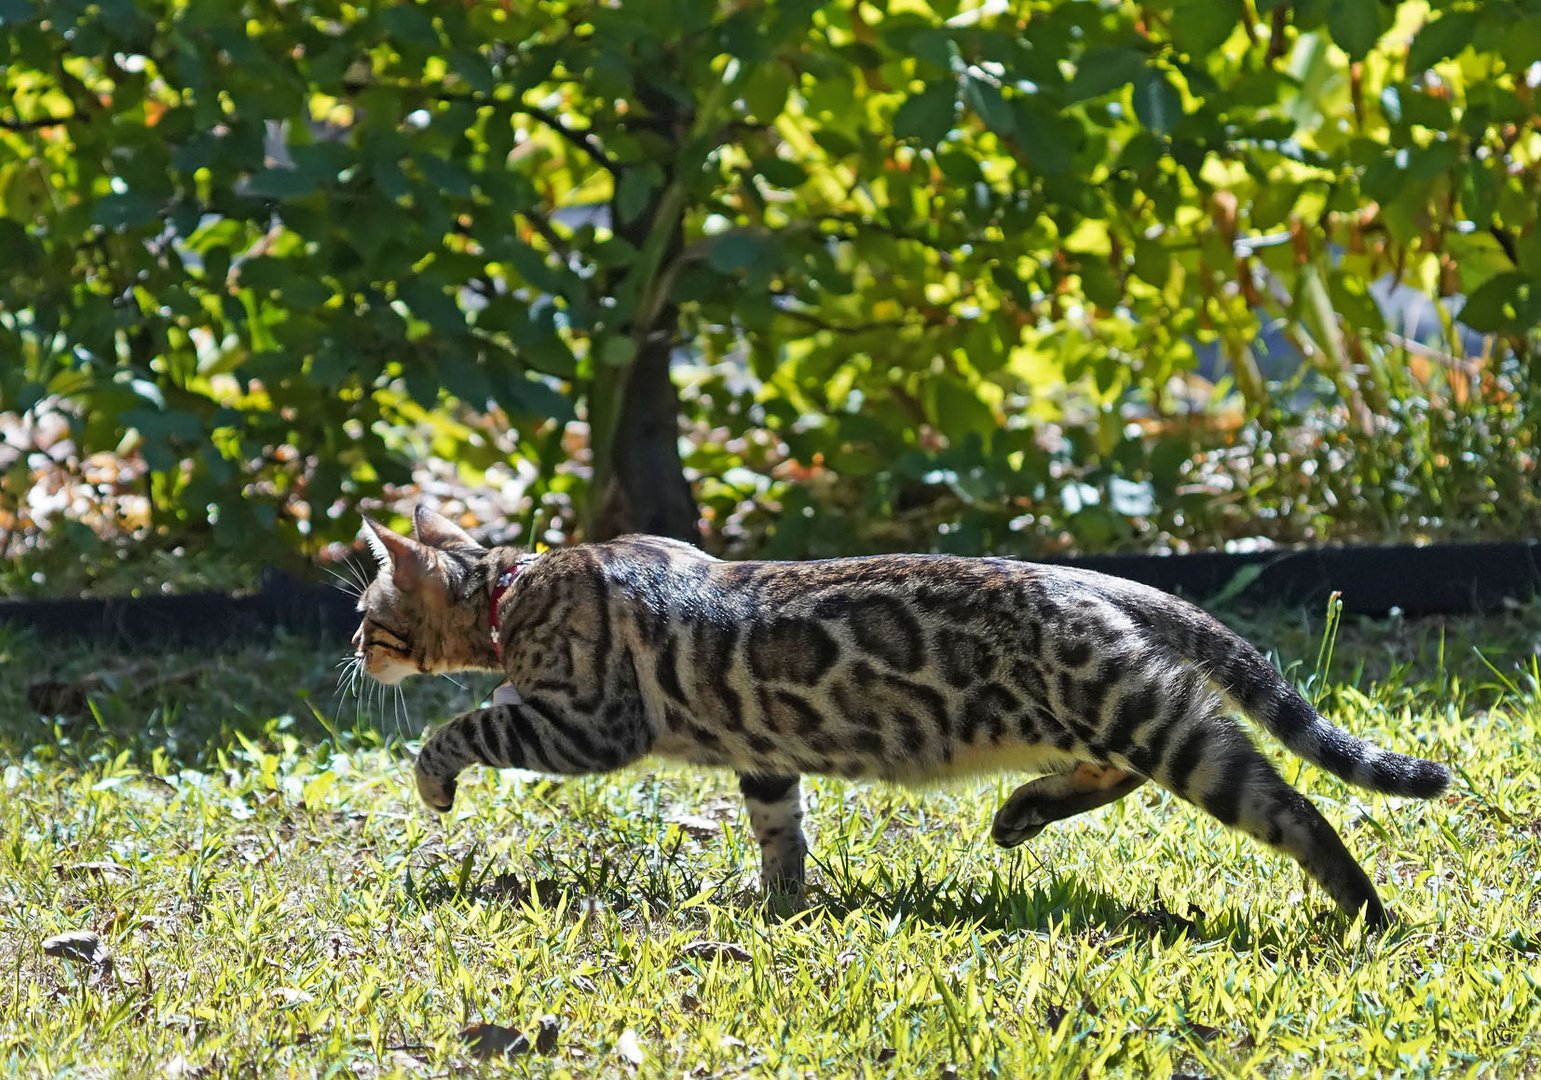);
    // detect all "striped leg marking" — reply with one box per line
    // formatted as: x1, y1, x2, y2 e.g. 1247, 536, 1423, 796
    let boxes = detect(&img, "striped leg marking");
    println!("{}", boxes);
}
738, 772, 806, 895
1132, 688, 1388, 926
414, 696, 646, 814
992, 763, 1146, 848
